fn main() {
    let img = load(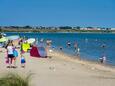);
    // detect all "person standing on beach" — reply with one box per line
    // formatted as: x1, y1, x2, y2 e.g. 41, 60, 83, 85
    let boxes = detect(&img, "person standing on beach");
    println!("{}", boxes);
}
6, 42, 15, 68
75, 48, 80, 56
13, 48, 18, 68
99, 55, 106, 64
103, 55, 106, 63
102, 55, 106, 63
20, 53, 26, 68
46, 40, 52, 47
74, 42, 78, 52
